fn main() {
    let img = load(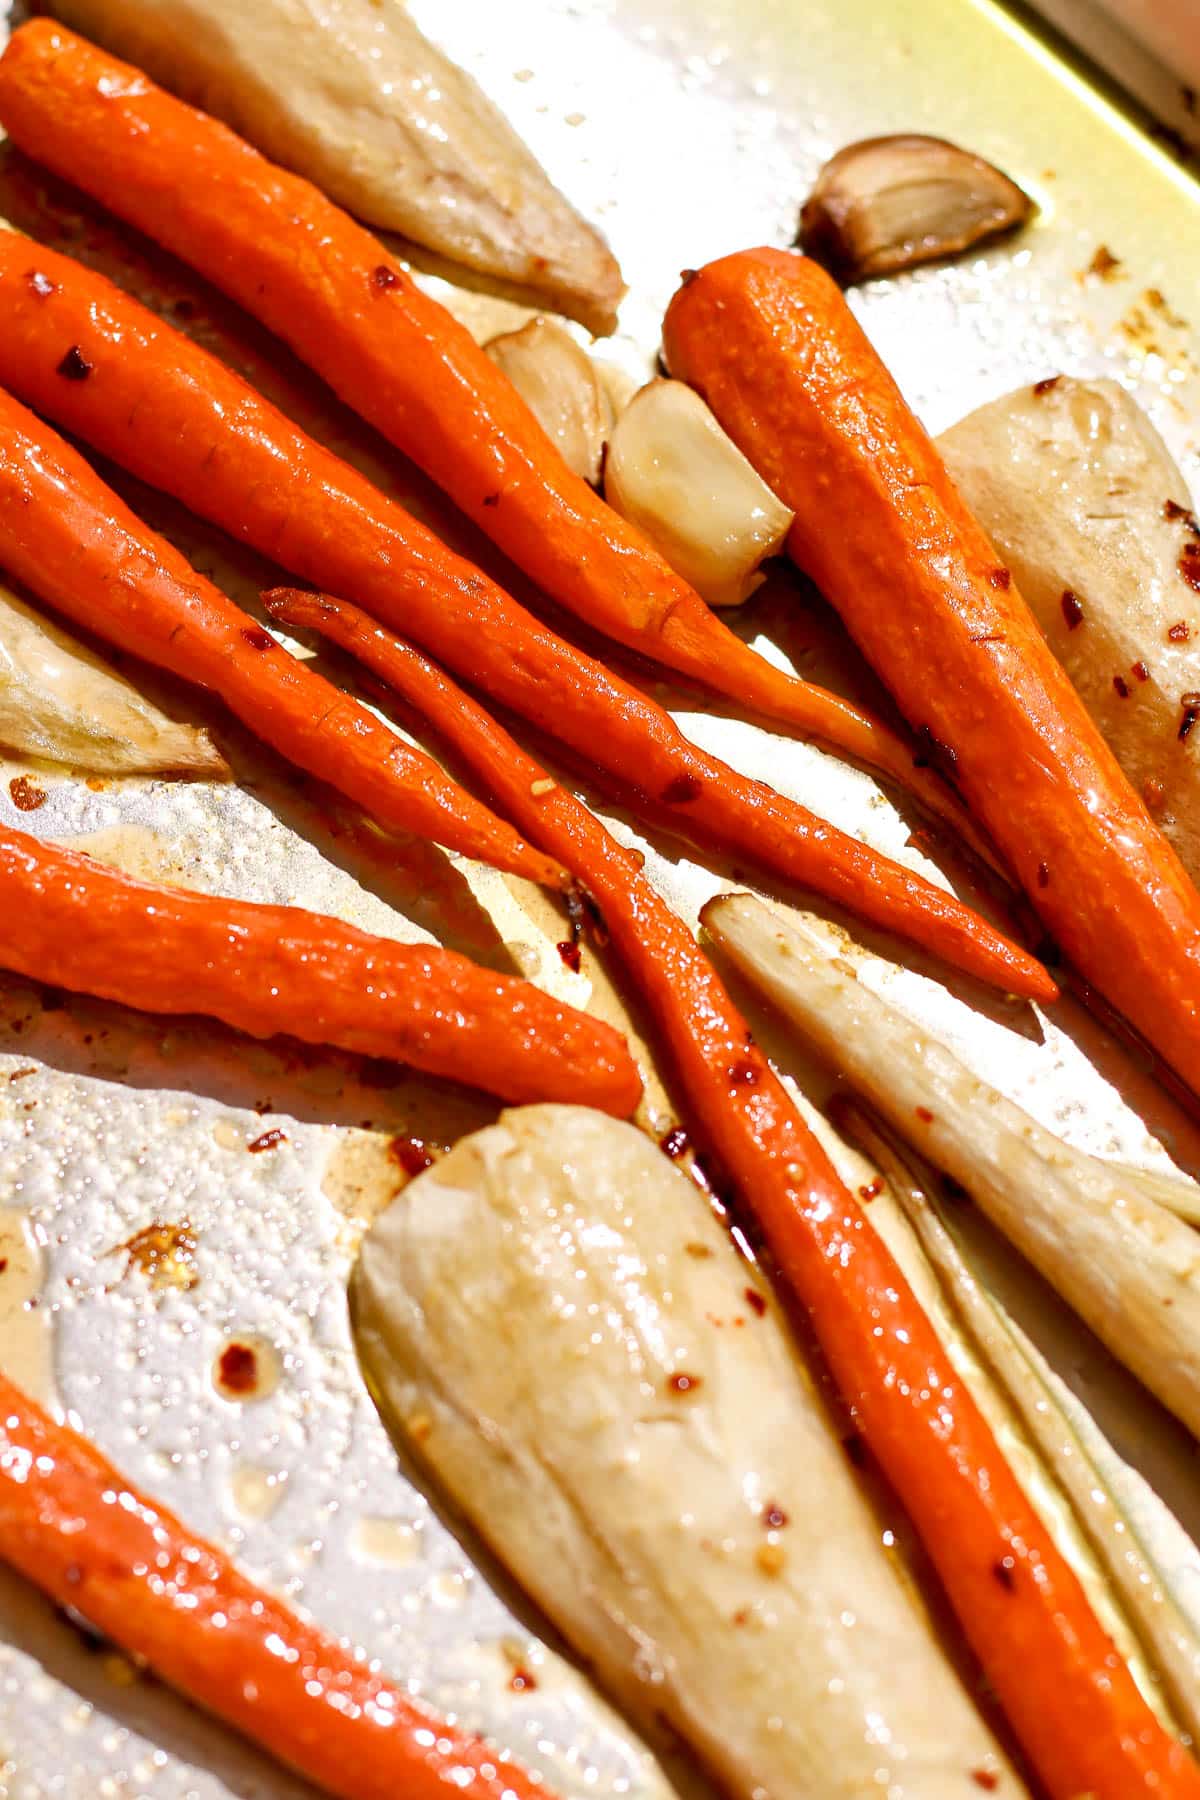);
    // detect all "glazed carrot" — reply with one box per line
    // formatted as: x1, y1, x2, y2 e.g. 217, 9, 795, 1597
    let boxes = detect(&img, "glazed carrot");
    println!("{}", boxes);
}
0, 19, 987, 849
0, 1371, 551, 1800
0, 822, 641, 1114
0, 239, 1049, 1000
0, 389, 564, 893
266, 584, 1199, 1800
663, 247, 1200, 1089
